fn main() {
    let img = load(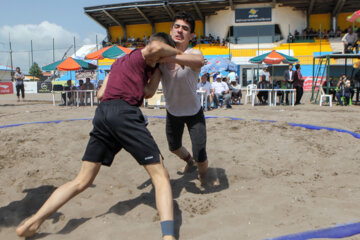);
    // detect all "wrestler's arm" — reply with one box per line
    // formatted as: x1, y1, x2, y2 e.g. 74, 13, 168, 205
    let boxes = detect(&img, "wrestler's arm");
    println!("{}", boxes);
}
97, 73, 109, 101
141, 41, 182, 66
158, 49, 204, 72
144, 68, 161, 99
